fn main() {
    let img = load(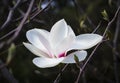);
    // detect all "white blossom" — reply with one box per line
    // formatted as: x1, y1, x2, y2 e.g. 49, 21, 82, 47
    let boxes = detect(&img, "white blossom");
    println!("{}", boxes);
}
23, 19, 103, 68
